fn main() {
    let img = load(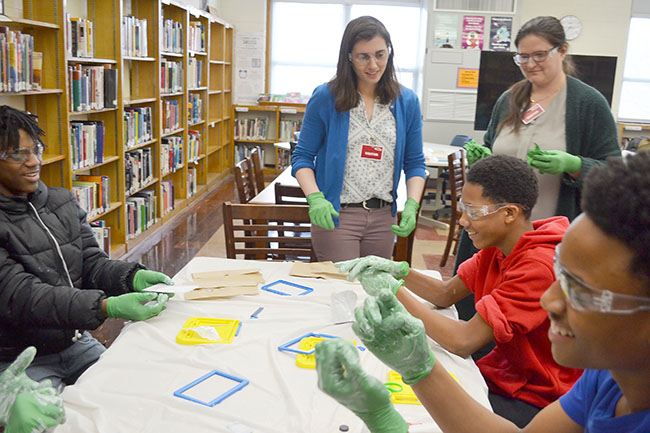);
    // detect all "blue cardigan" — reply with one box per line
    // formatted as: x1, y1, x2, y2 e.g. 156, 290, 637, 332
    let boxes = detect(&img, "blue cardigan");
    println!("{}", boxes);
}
291, 83, 426, 225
